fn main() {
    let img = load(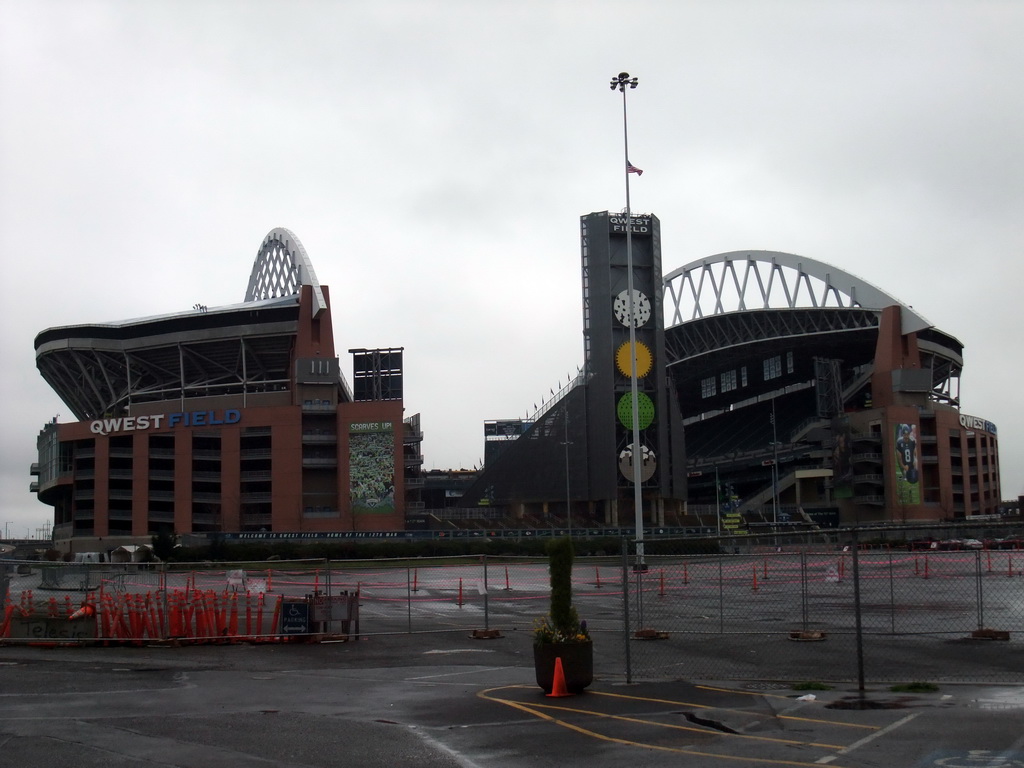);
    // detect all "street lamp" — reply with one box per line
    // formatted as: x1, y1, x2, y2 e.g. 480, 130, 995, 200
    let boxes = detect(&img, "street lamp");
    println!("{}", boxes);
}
610, 71, 645, 569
